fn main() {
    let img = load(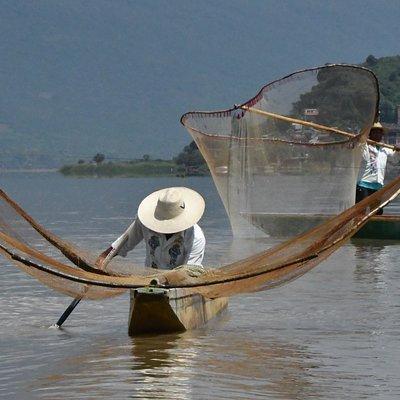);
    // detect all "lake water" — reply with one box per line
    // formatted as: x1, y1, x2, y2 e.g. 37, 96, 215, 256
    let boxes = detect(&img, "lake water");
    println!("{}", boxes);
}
1, 172, 400, 399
